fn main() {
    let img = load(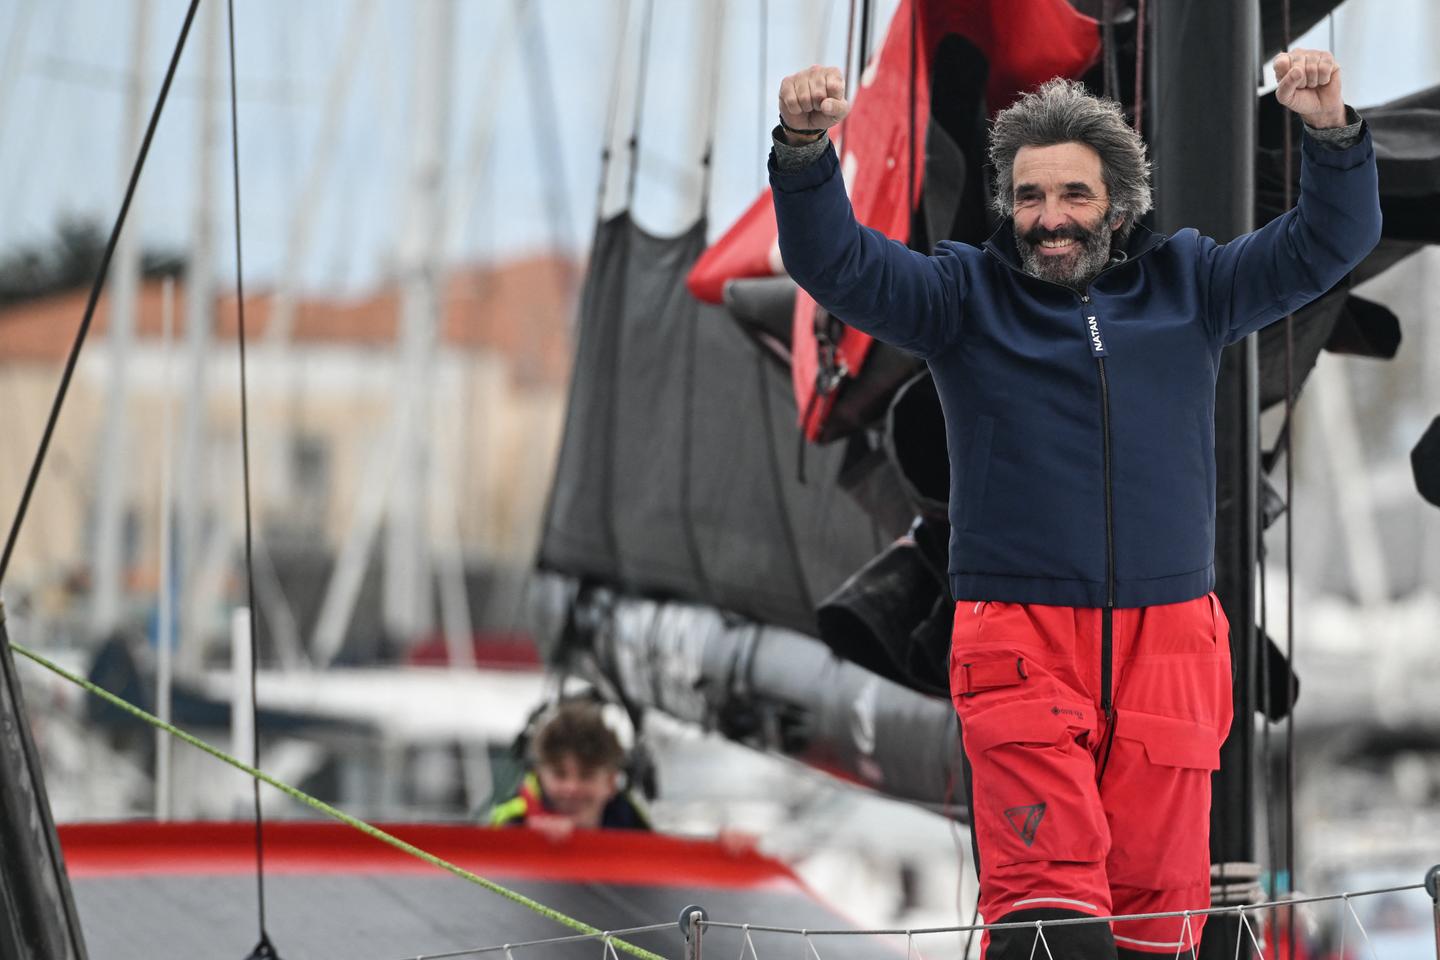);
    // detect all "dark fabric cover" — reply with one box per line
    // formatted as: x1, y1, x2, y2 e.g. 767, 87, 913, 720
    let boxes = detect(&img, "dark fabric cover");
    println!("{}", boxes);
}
1413, 416, 1440, 509
539, 214, 894, 636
